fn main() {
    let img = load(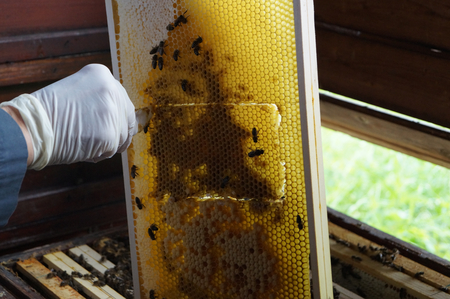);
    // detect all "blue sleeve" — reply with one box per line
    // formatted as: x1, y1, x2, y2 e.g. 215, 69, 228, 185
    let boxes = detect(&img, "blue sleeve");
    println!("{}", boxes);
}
0, 109, 27, 226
